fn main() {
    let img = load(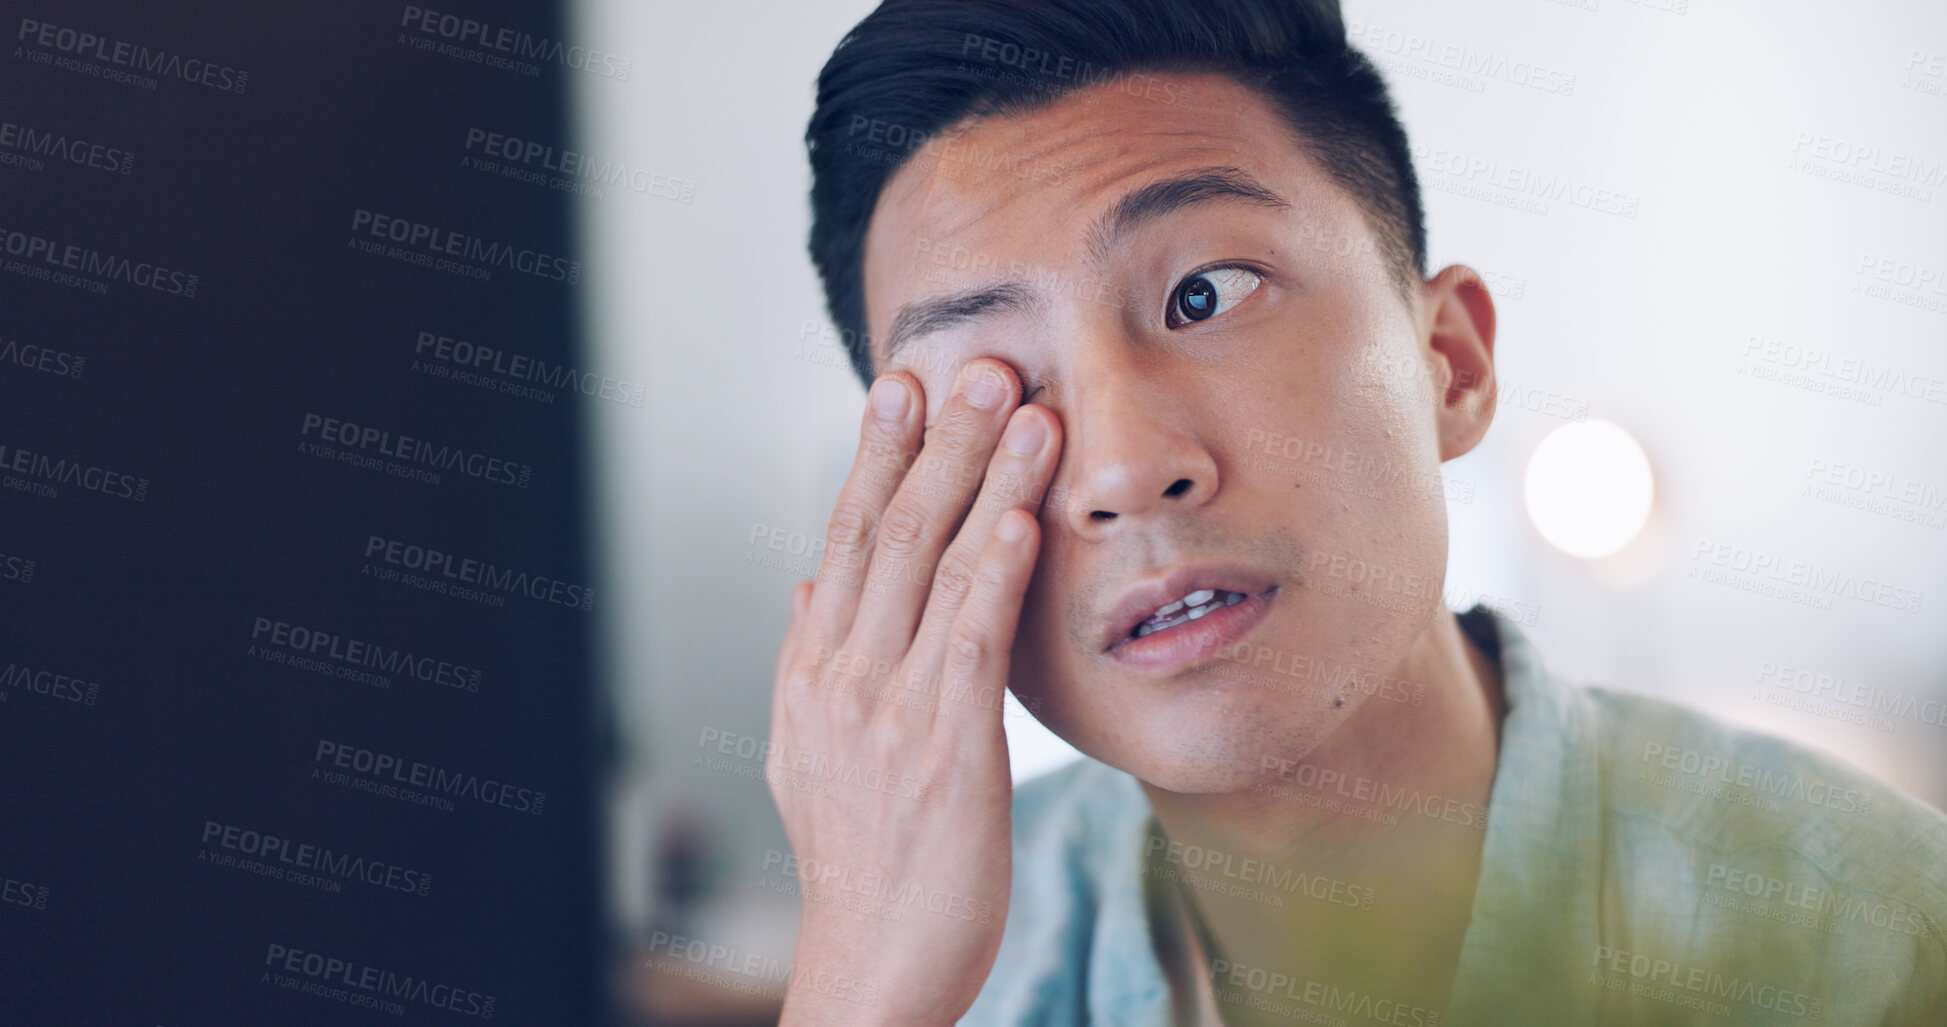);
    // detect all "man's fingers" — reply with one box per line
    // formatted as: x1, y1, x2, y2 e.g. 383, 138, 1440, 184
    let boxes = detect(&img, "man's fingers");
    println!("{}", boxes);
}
935, 507, 1040, 726
906, 403, 1059, 674
798, 372, 924, 656
847, 358, 1019, 660
768, 579, 815, 798
775, 579, 813, 689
